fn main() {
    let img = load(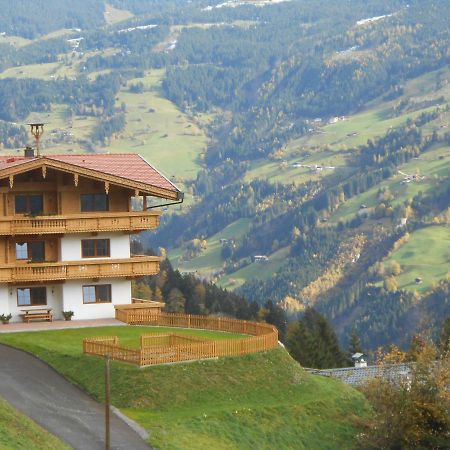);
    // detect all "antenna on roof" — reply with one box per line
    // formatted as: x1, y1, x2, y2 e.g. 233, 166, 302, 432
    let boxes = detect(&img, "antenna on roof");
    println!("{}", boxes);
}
27, 121, 46, 157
